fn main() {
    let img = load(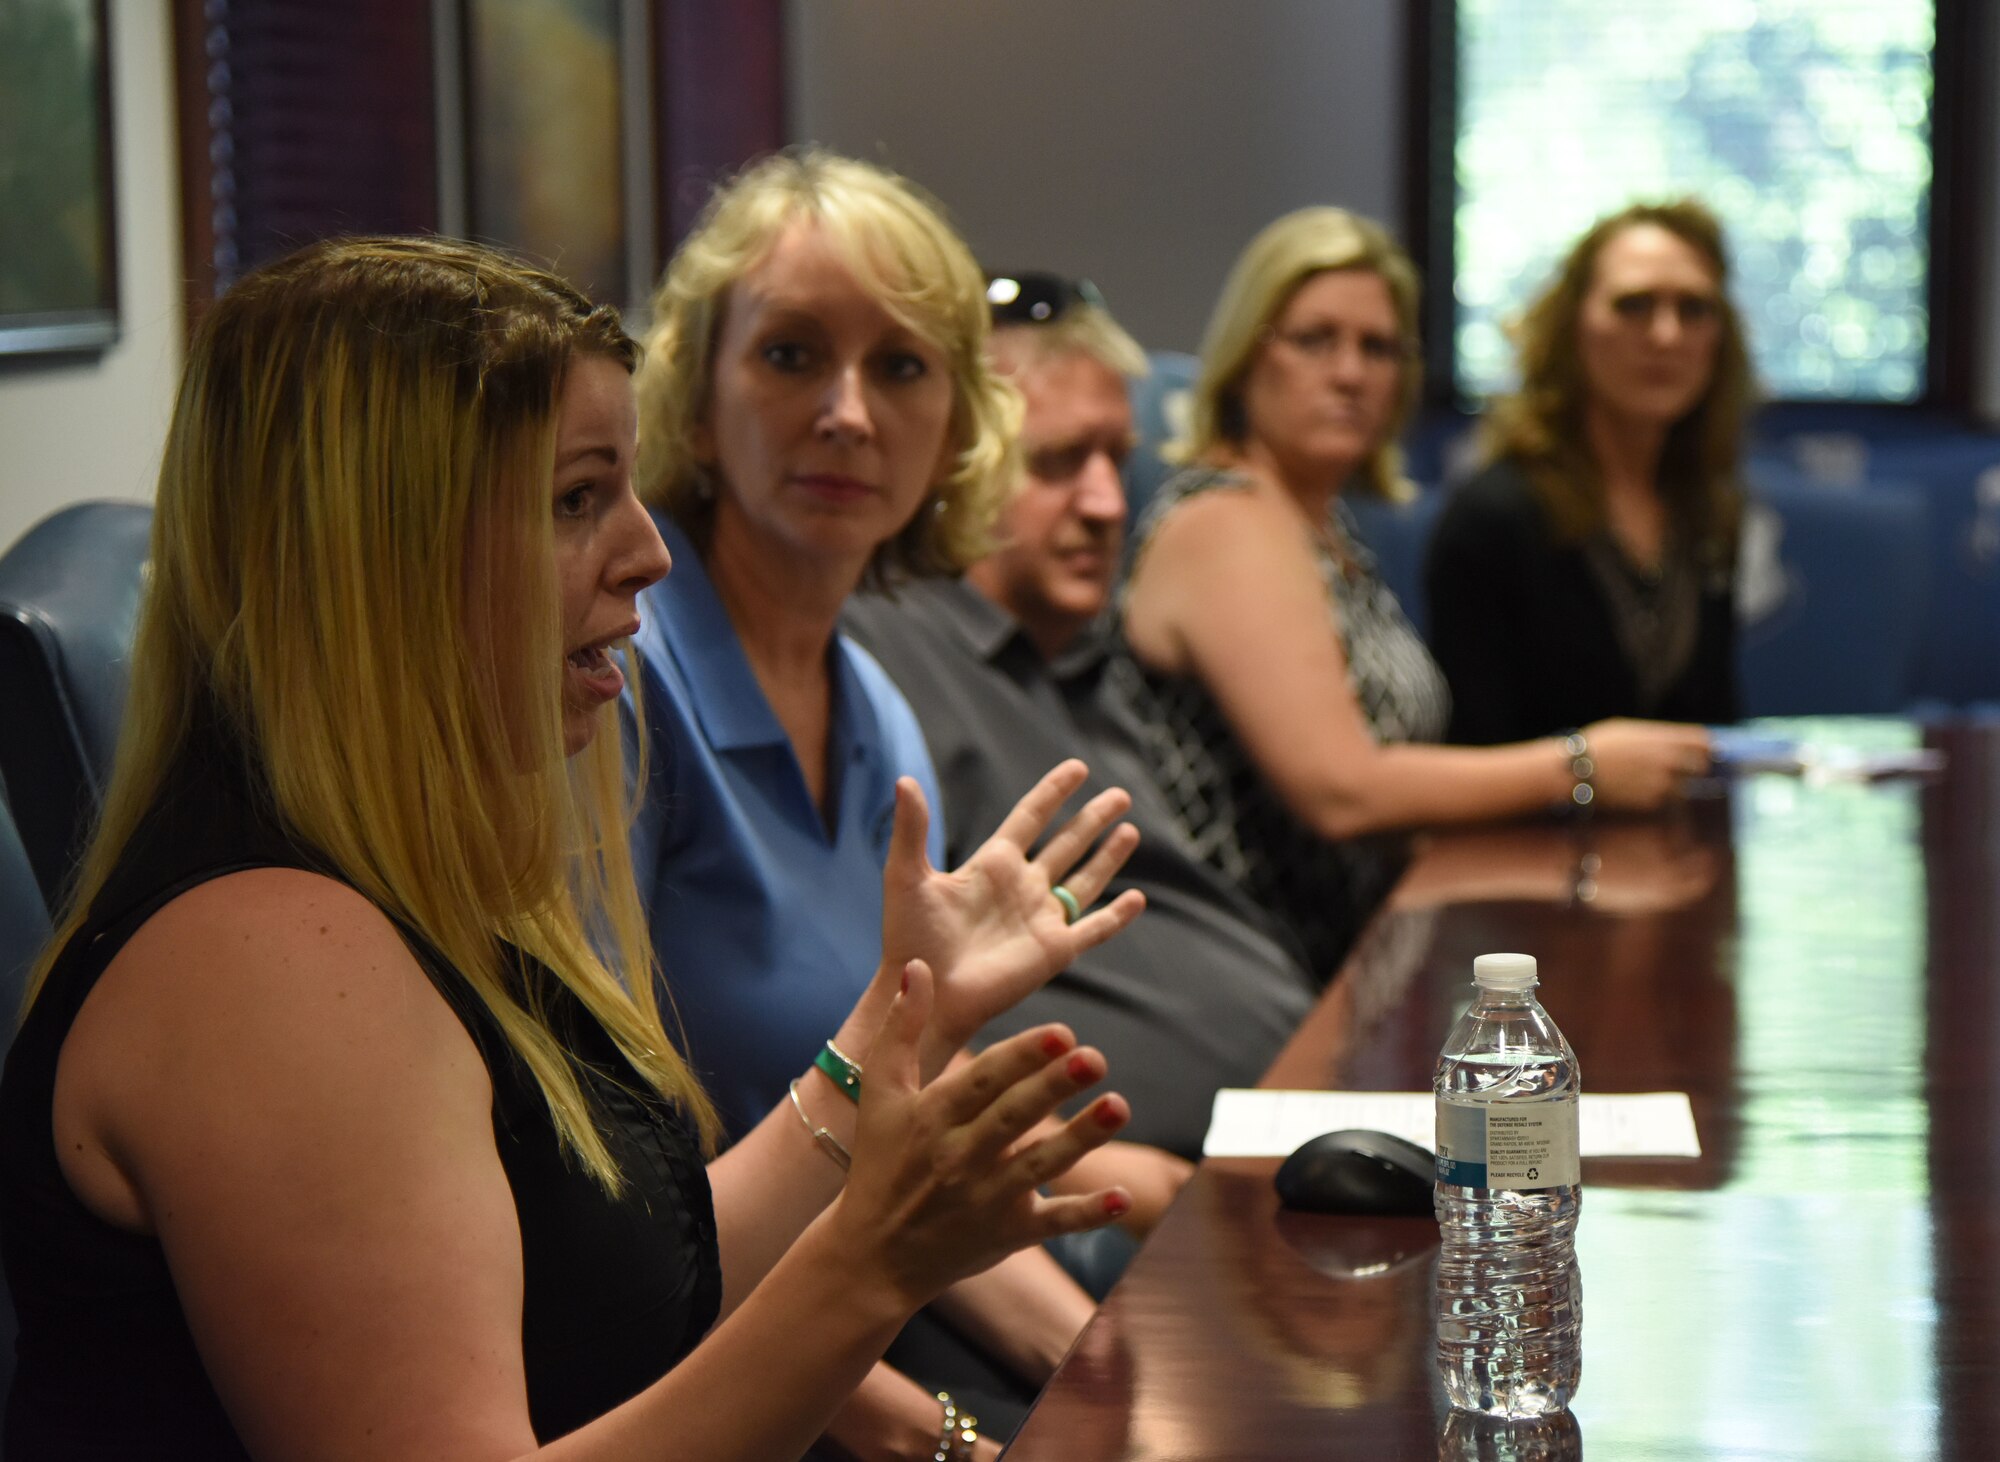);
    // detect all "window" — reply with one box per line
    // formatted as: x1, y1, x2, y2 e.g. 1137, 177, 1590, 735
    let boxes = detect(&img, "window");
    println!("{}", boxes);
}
1449, 1, 1936, 403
